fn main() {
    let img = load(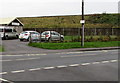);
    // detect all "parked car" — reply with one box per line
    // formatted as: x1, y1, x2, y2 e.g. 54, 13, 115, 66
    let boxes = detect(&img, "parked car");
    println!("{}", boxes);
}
41, 31, 64, 42
19, 31, 40, 41
0, 26, 19, 39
